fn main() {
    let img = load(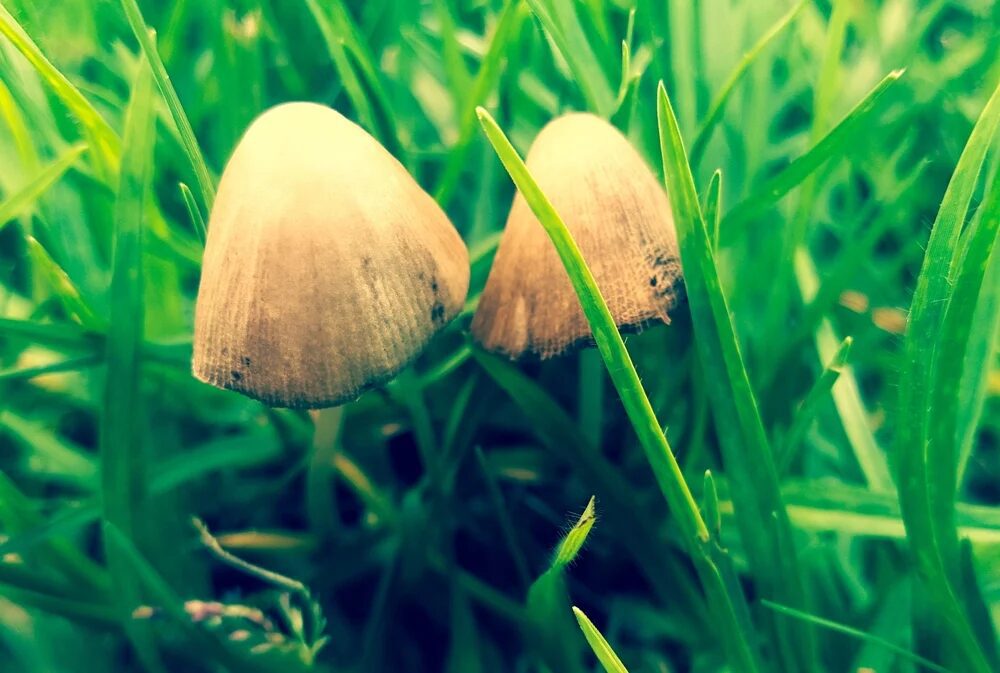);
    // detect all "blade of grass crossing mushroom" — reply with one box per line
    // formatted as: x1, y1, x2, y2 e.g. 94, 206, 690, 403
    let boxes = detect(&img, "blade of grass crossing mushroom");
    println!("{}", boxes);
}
0, 143, 87, 231
722, 70, 903, 237
99, 58, 167, 673
476, 107, 761, 673
0, 5, 119, 179
689, 0, 806, 166
655, 82, 816, 671
894, 80, 1000, 673
572, 606, 629, 673
118, 0, 216, 210
477, 106, 707, 545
